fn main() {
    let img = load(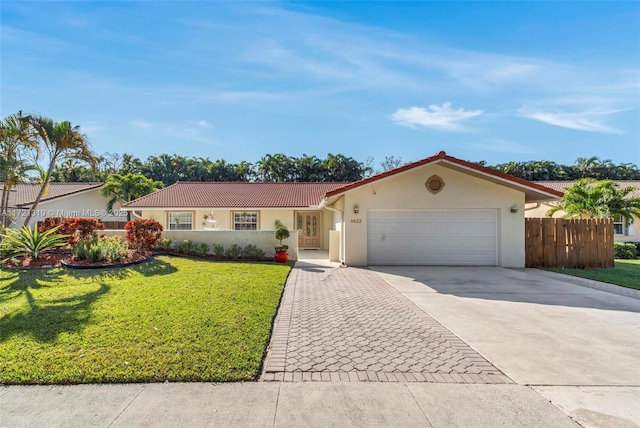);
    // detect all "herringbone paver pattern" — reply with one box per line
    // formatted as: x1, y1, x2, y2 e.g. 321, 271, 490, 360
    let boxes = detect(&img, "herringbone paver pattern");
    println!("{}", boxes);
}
262, 266, 512, 383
